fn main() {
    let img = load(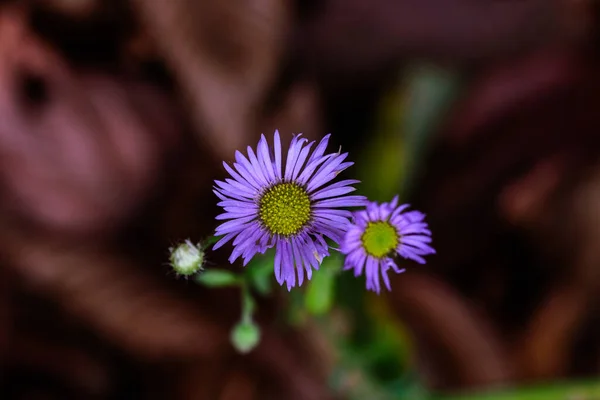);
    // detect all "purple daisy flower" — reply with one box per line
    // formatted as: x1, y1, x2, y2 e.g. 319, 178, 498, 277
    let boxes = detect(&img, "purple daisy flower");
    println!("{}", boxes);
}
213, 130, 367, 290
341, 196, 435, 293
